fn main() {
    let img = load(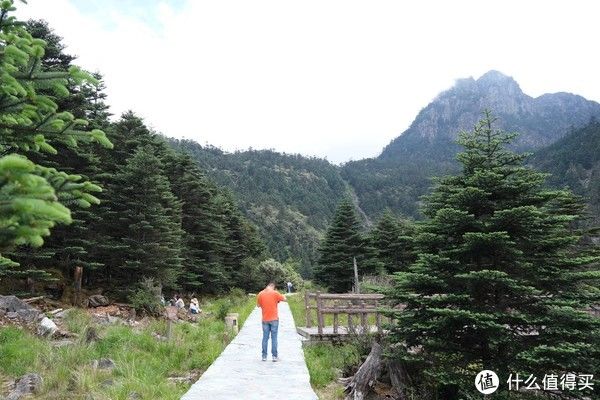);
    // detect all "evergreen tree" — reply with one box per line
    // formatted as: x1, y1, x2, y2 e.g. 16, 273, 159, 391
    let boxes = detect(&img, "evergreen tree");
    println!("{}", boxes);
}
387, 112, 600, 399
7, 21, 113, 288
218, 191, 267, 291
370, 210, 415, 273
0, 2, 111, 273
162, 152, 228, 292
316, 198, 370, 292
113, 146, 184, 289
